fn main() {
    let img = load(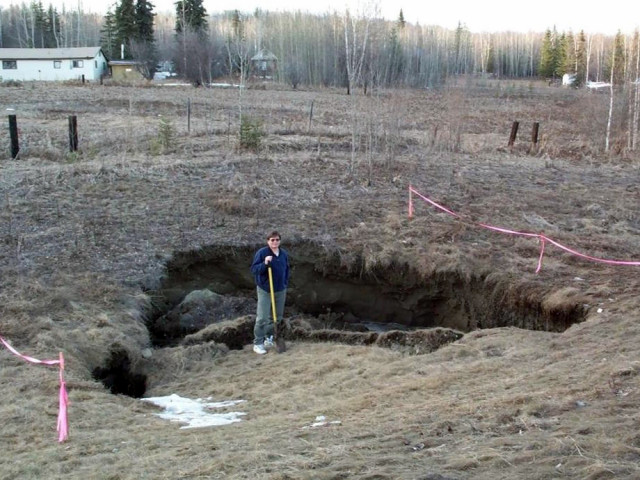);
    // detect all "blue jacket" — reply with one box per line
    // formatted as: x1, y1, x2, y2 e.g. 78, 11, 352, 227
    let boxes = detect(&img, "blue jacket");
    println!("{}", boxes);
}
250, 246, 290, 293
